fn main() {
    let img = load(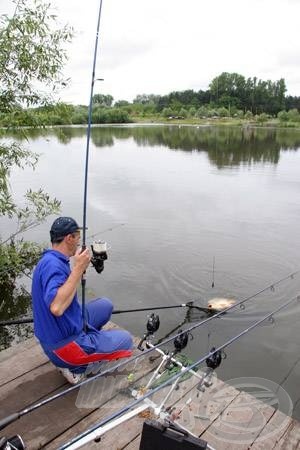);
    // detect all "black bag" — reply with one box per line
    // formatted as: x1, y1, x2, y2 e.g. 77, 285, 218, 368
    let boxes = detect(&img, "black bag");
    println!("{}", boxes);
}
139, 419, 207, 450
